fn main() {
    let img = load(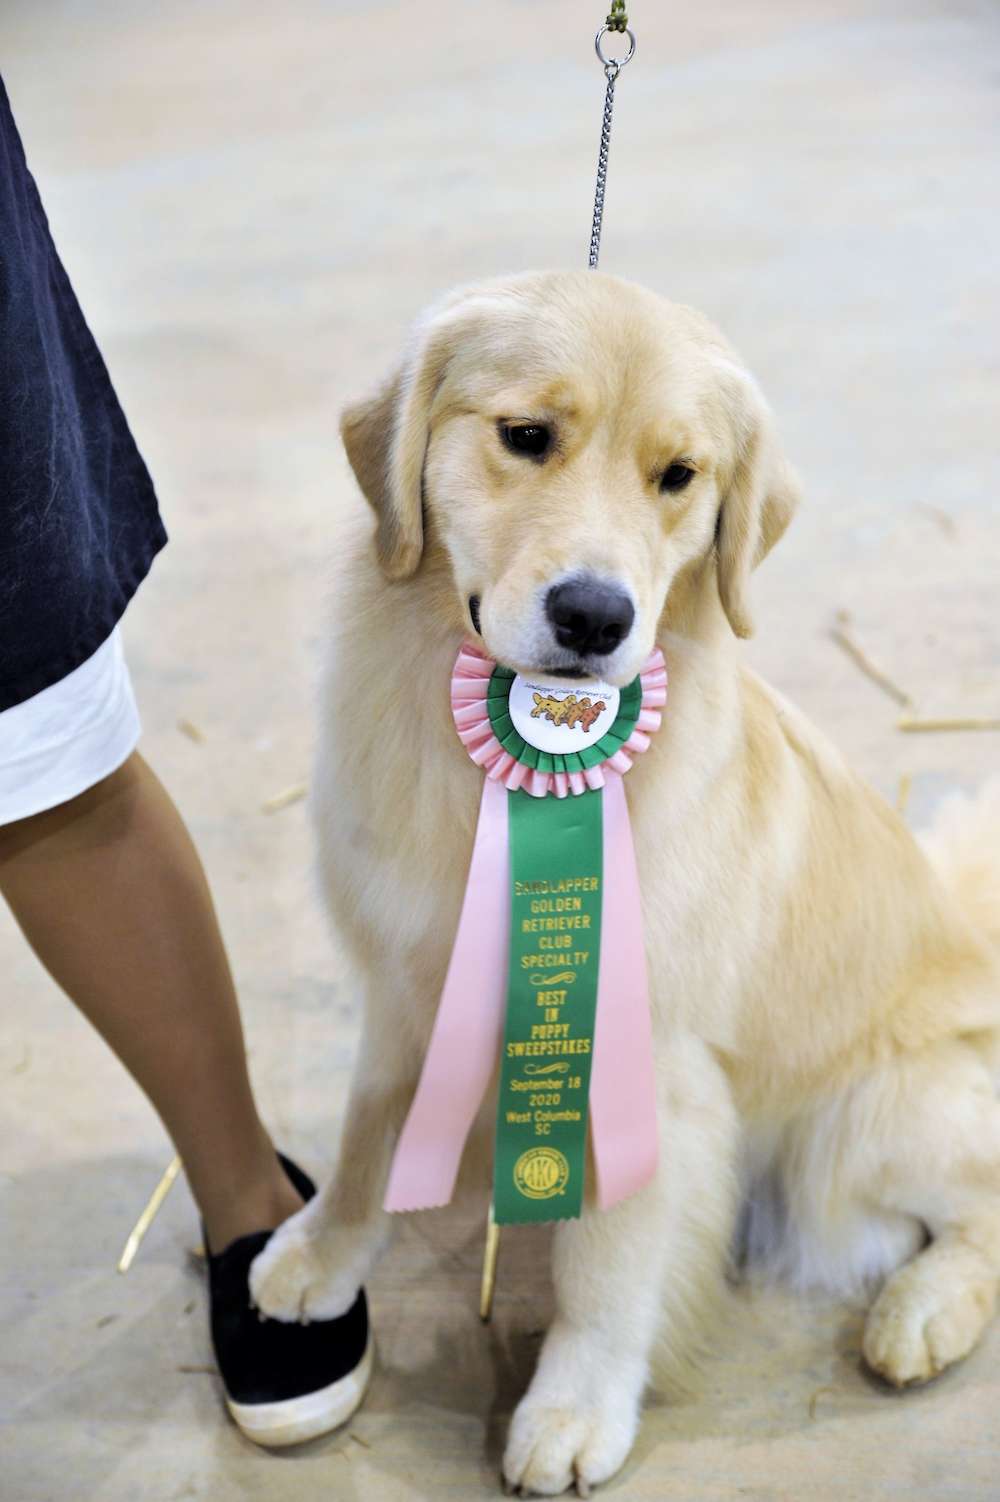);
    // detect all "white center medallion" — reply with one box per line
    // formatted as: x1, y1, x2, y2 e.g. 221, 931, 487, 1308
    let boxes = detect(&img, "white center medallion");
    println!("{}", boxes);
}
508, 673, 620, 755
